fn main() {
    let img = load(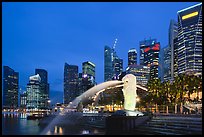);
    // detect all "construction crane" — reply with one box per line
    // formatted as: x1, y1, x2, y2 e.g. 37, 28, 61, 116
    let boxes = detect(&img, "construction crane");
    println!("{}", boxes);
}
113, 38, 118, 50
